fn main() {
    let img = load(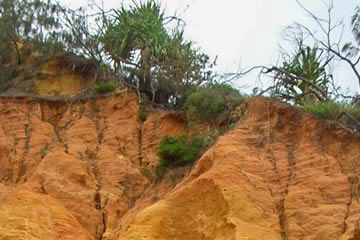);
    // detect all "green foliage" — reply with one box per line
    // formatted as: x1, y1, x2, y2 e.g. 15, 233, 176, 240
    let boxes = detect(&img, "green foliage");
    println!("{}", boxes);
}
103, 0, 167, 62
93, 81, 116, 94
303, 101, 360, 128
350, 6, 360, 46
40, 146, 47, 158
348, 106, 360, 119
102, 0, 167, 92
303, 101, 343, 120
0, 0, 65, 64
273, 45, 331, 105
103, 0, 213, 105
0, 0, 108, 67
57, 4, 107, 65
157, 134, 204, 168
342, 6, 360, 61
184, 83, 246, 123
0, 0, 213, 102
153, 31, 214, 106
138, 107, 147, 122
